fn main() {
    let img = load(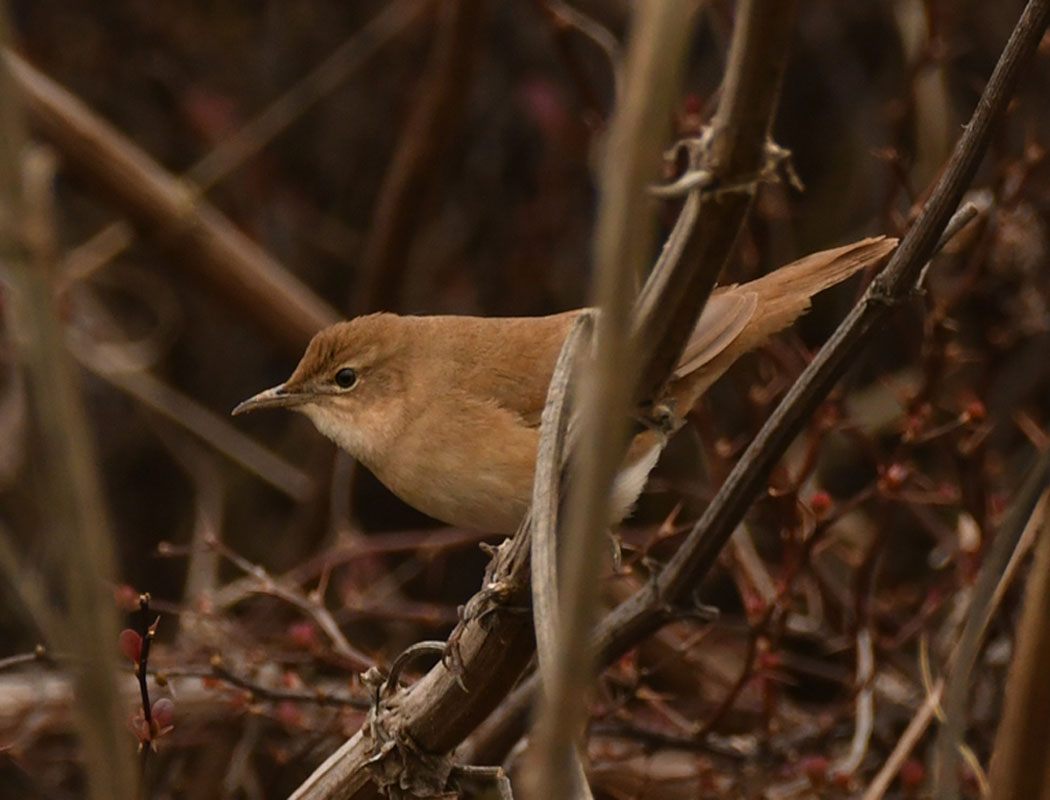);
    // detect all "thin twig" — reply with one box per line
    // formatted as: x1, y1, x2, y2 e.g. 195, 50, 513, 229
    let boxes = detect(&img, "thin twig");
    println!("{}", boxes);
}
134, 594, 159, 796
207, 537, 375, 672
830, 626, 875, 778
157, 661, 370, 710
355, 0, 484, 313
0, 646, 47, 673
859, 680, 944, 800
